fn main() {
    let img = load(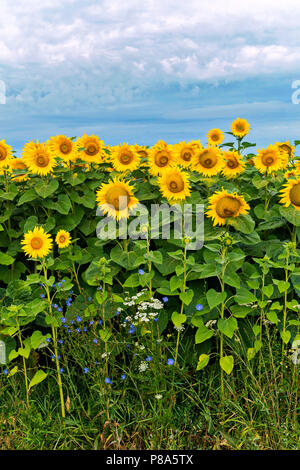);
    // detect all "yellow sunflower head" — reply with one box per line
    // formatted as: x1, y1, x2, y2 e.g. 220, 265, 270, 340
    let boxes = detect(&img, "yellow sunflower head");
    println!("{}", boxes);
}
148, 142, 177, 176
110, 143, 141, 172
131, 144, 149, 159
231, 118, 250, 138
279, 178, 300, 210
254, 145, 283, 174
21, 226, 53, 258
221, 150, 245, 179
0, 139, 13, 169
157, 167, 191, 203
55, 230, 71, 249
47, 135, 79, 163
174, 142, 196, 168
96, 178, 139, 220
192, 146, 224, 176
276, 141, 295, 161
22, 140, 56, 176
9, 158, 28, 182
207, 128, 224, 146
76, 134, 104, 163
206, 189, 250, 226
